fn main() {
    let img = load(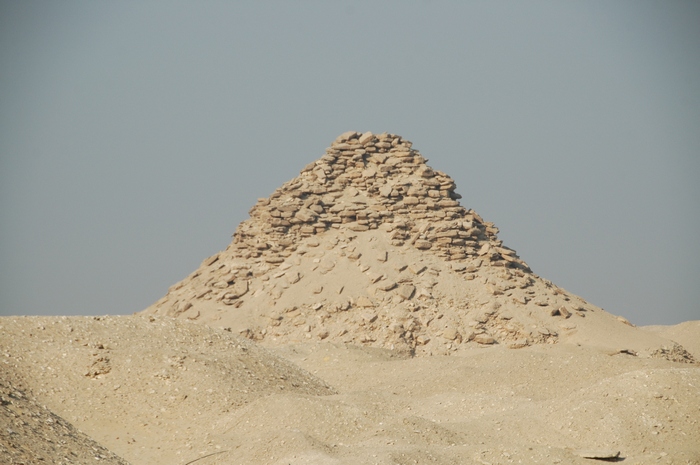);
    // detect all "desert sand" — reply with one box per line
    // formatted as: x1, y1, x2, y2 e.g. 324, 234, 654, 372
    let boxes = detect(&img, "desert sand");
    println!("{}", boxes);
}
2, 132, 698, 464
